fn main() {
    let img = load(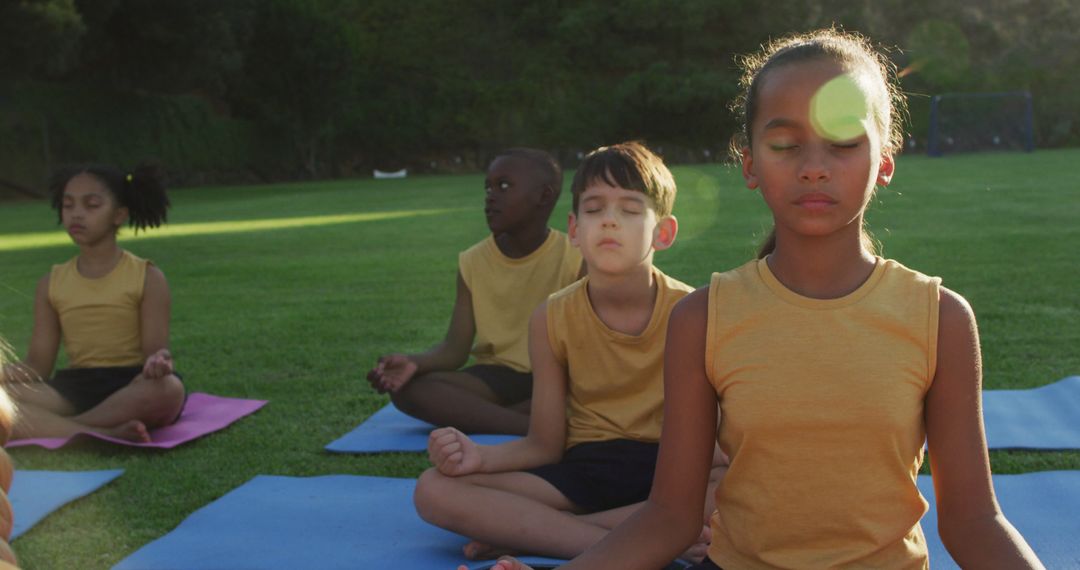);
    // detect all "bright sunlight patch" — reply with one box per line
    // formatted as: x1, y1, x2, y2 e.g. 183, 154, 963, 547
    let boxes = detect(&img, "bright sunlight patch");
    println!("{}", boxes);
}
0, 208, 462, 252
